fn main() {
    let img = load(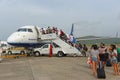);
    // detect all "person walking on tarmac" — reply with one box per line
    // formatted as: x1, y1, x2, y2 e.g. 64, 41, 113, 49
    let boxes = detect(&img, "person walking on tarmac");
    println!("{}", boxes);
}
99, 43, 107, 65
109, 44, 119, 75
116, 46, 120, 73
82, 44, 88, 57
116, 47, 120, 62
90, 44, 99, 76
